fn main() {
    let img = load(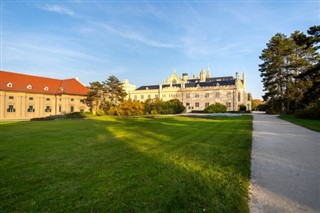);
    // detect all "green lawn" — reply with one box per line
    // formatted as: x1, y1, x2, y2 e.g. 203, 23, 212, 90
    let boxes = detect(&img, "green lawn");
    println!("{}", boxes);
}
0, 115, 252, 212
279, 115, 320, 132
